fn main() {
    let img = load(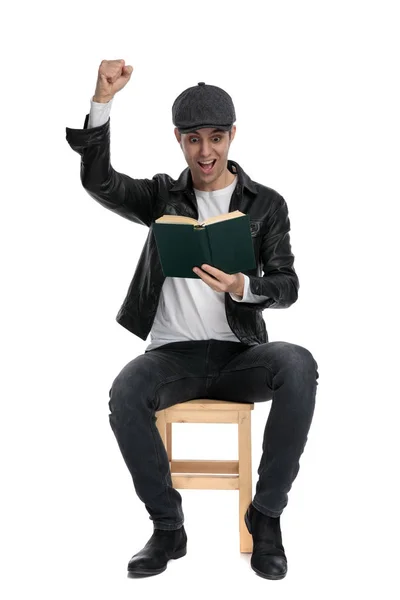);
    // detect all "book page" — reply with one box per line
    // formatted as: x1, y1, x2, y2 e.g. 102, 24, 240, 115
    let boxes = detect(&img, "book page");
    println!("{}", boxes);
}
202, 210, 245, 226
155, 215, 199, 225
155, 210, 245, 226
